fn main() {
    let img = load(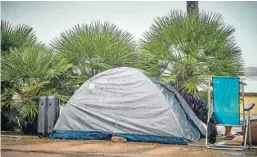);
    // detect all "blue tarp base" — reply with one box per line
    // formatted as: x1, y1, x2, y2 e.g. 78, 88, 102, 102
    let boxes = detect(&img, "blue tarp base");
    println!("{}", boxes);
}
50, 130, 187, 145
